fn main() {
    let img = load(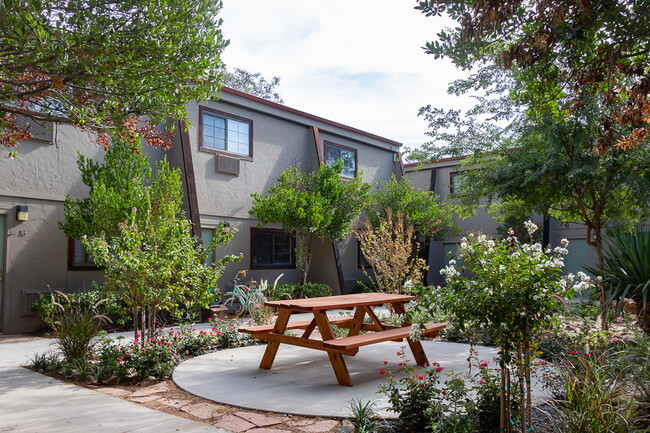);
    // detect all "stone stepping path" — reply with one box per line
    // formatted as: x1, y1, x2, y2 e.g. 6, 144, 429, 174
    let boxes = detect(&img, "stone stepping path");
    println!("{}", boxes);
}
94, 382, 342, 433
